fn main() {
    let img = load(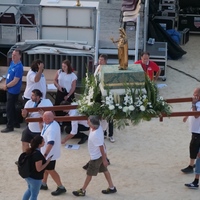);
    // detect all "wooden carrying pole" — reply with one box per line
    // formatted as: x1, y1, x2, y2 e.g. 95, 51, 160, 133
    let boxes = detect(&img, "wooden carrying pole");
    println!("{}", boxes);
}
26, 116, 88, 123
25, 105, 78, 112
160, 97, 193, 121
25, 105, 84, 123
25, 97, 196, 123
165, 97, 192, 103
